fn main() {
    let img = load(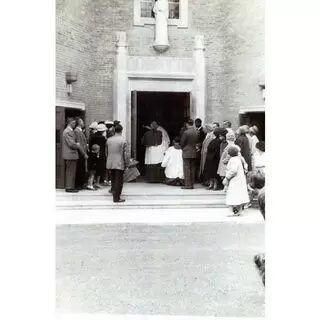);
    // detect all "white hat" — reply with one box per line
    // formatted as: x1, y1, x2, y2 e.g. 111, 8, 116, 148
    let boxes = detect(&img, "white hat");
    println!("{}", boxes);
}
89, 121, 98, 129
105, 120, 113, 125
97, 123, 107, 132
